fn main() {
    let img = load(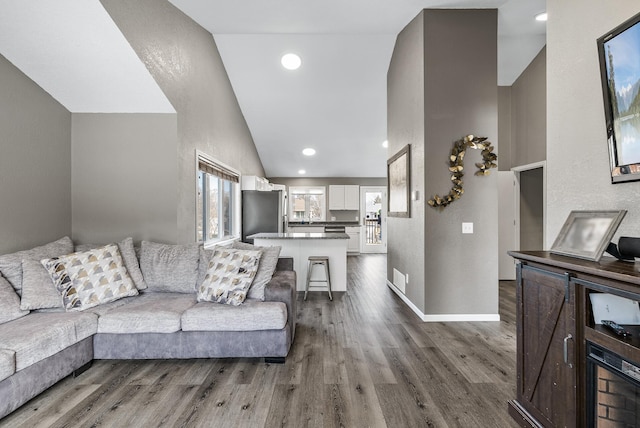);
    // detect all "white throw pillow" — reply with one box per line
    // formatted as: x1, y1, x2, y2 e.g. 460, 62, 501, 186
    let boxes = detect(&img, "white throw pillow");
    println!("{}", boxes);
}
197, 248, 261, 306
41, 244, 138, 311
